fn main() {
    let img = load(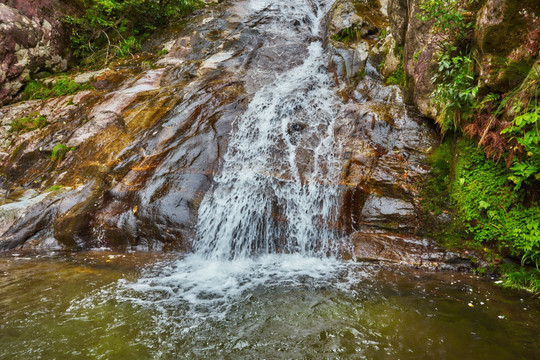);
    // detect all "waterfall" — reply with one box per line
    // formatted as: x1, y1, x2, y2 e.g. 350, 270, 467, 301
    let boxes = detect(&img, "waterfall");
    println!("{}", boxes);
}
113, 0, 351, 321
194, 0, 344, 260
